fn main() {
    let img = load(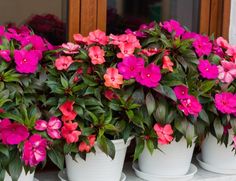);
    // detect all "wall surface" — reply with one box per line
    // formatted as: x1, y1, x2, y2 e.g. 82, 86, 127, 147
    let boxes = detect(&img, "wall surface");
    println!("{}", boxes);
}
0, 0, 66, 25
229, 0, 236, 44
